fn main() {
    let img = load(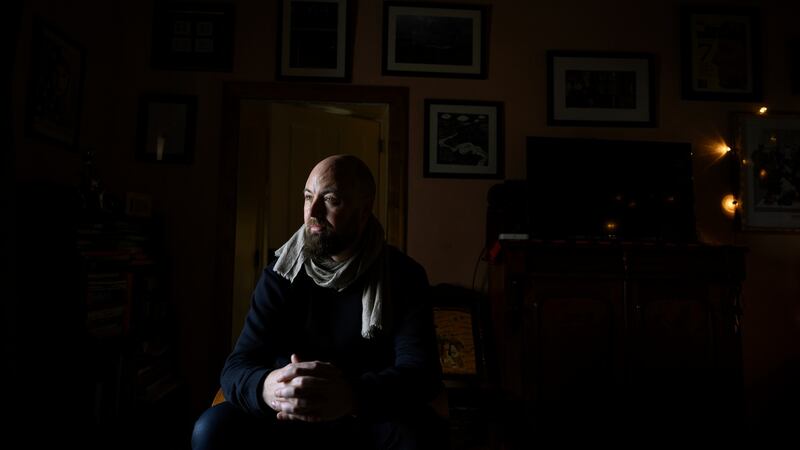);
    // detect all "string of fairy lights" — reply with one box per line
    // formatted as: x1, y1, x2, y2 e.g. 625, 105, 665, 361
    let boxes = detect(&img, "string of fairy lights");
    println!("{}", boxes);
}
718, 105, 770, 220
